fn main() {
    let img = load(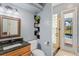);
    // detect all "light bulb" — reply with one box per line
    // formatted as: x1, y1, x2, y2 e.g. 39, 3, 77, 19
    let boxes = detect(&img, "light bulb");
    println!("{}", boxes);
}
6, 9, 13, 14
0, 6, 4, 12
14, 11, 20, 18
14, 11, 19, 15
